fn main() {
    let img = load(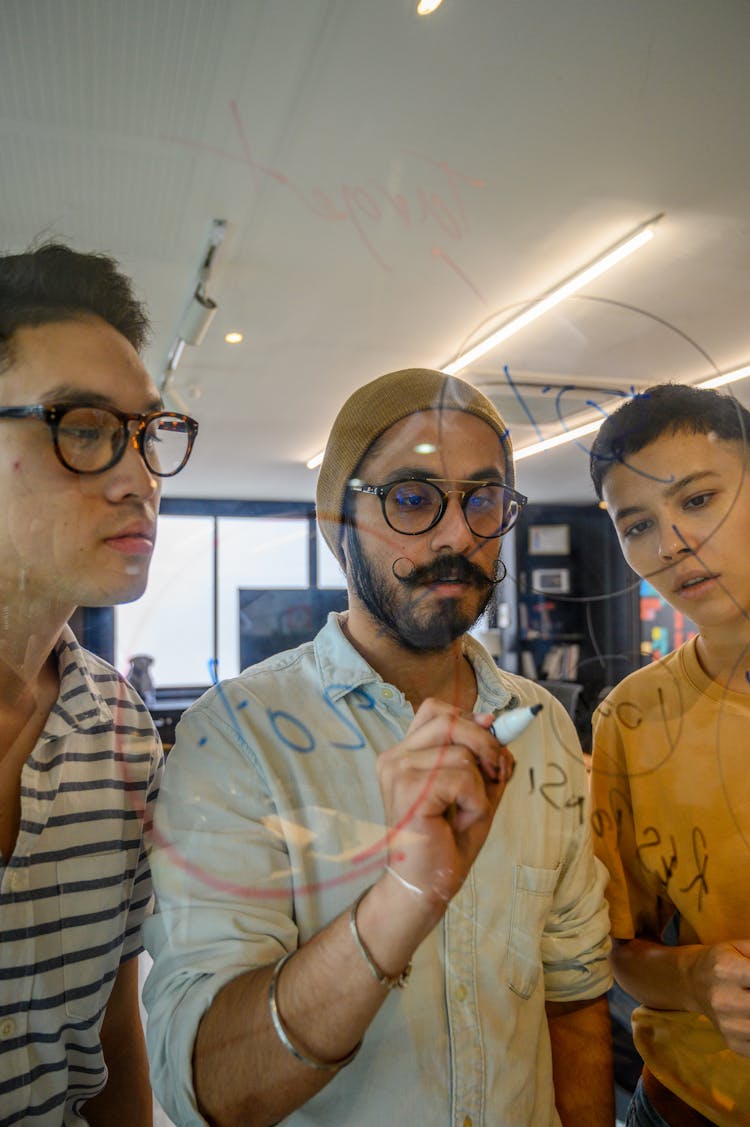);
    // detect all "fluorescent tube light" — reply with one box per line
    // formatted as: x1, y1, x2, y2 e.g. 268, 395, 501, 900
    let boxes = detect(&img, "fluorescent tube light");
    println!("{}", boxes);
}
513, 417, 604, 461
306, 451, 325, 470
442, 215, 662, 377
513, 361, 750, 461
306, 361, 750, 469
698, 363, 750, 390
